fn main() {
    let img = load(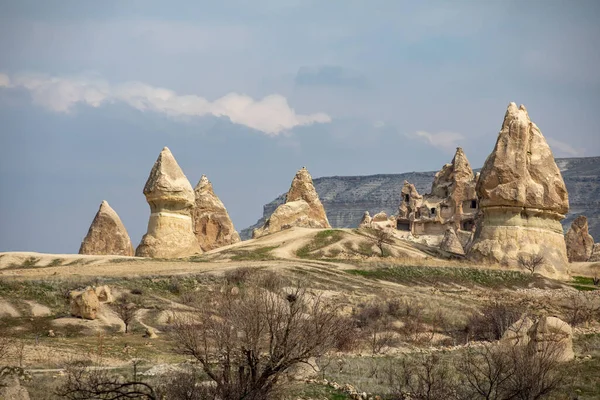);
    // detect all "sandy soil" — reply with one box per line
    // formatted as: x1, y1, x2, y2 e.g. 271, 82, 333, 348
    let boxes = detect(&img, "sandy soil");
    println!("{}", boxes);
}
0, 299, 20, 317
